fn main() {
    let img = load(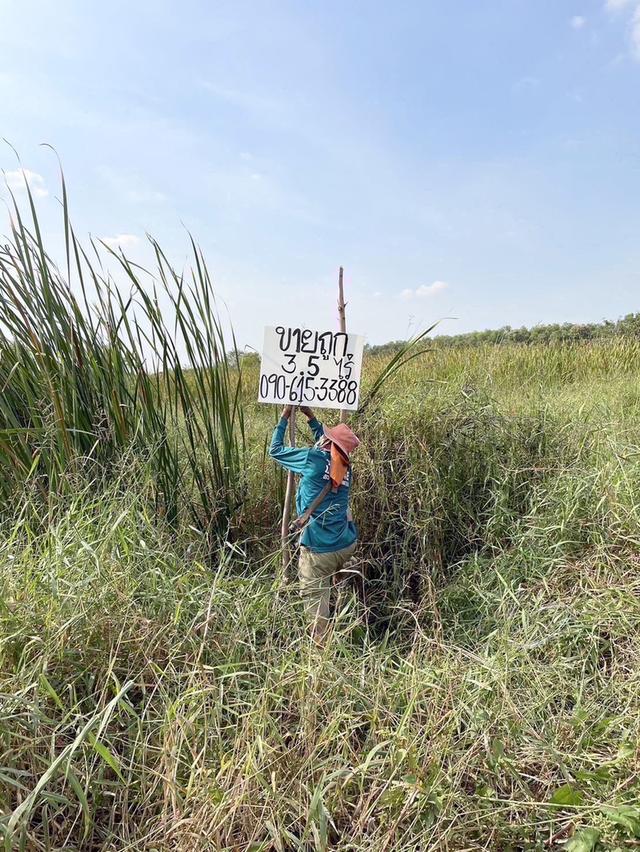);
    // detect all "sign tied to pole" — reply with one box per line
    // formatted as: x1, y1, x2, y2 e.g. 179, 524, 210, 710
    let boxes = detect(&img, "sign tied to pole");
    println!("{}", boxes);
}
258, 326, 364, 411
263, 269, 357, 576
